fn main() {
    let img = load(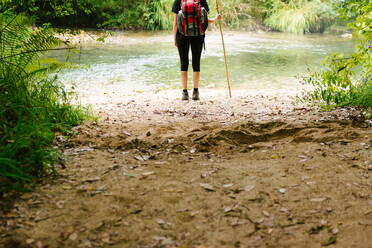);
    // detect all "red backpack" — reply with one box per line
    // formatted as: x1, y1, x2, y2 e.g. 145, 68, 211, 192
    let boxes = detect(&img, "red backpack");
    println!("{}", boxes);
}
177, 0, 208, 36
